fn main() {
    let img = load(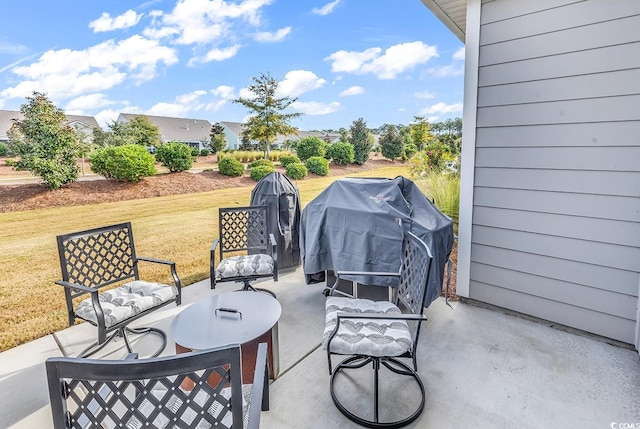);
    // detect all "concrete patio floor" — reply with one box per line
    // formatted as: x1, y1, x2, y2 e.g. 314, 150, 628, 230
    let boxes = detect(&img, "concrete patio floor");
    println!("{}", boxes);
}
1, 269, 638, 428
